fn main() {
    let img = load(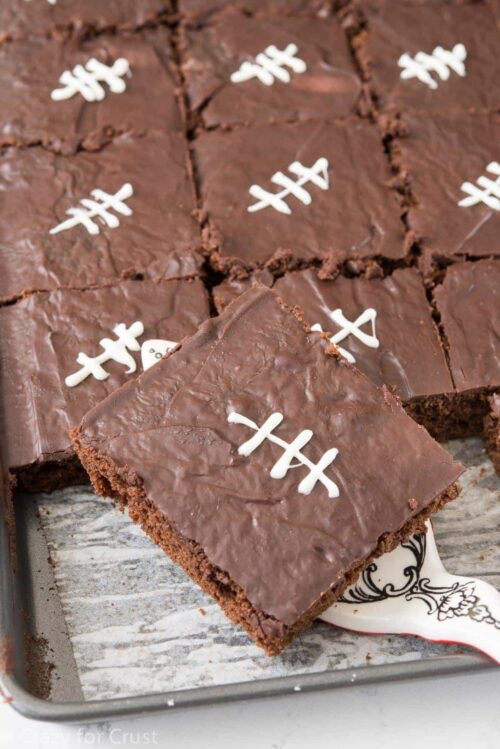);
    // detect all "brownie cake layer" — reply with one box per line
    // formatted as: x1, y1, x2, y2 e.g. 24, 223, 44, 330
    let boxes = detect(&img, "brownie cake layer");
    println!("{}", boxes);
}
0, 28, 183, 153
179, 10, 362, 129
193, 119, 405, 275
484, 395, 500, 476
0, 0, 171, 42
0, 279, 210, 493
73, 287, 463, 654
351, 0, 499, 118
392, 112, 500, 276
0, 132, 202, 303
